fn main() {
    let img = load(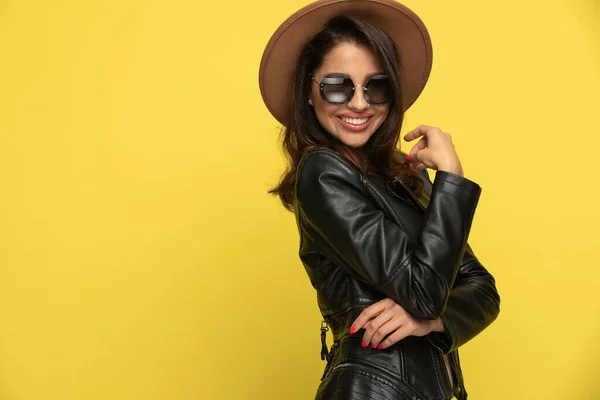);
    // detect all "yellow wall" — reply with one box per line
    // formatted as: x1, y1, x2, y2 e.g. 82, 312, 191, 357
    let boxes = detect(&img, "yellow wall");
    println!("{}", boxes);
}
0, 0, 598, 399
